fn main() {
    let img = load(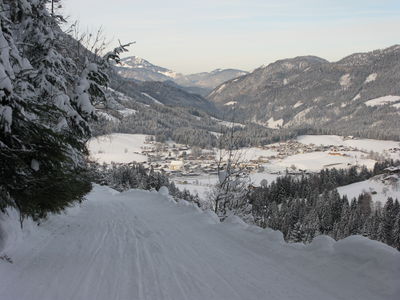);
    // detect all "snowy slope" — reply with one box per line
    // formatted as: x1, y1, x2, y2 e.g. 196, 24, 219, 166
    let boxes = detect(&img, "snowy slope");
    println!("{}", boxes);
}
337, 175, 400, 203
87, 133, 149, 164
1, 185, 399, 300
364, 95, 400, 107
